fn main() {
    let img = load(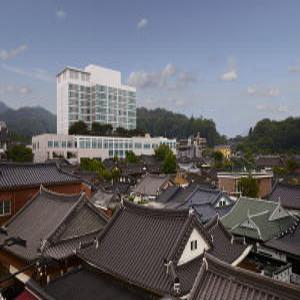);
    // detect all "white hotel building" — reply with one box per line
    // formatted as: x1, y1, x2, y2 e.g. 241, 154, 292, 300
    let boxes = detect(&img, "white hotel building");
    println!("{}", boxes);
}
57, 64, 136, 134
32, 134, 176, 163
32, 64, 176, 163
